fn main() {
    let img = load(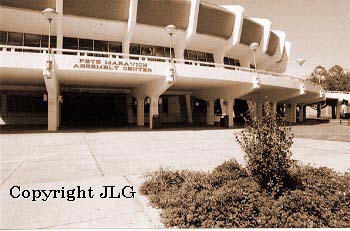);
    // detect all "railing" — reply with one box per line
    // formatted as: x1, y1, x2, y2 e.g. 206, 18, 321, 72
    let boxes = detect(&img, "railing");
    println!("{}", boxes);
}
325, 91, 350, 95
0, 45, 321, 87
